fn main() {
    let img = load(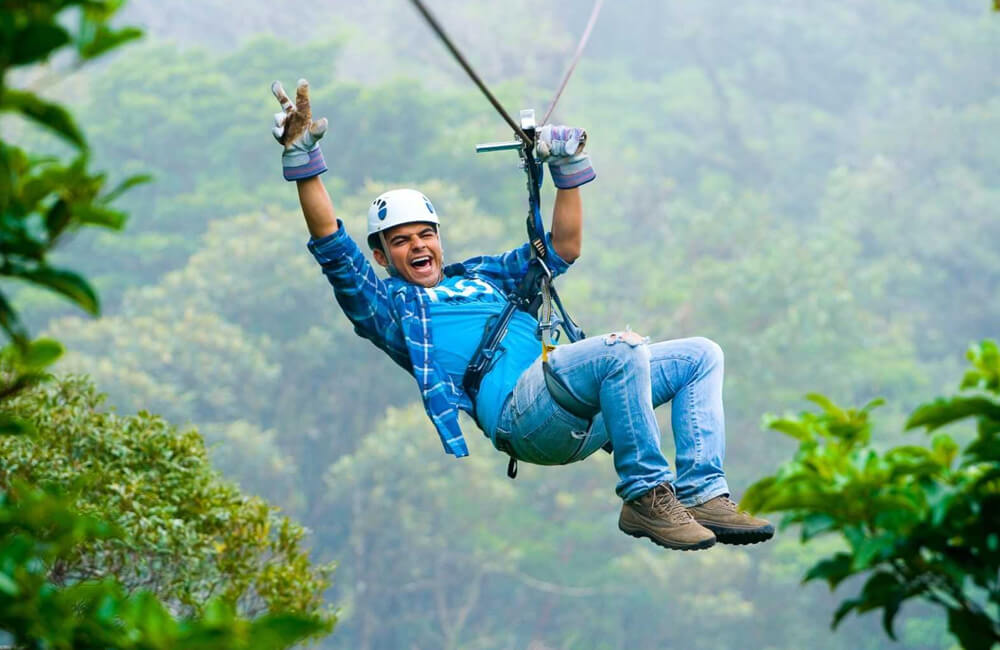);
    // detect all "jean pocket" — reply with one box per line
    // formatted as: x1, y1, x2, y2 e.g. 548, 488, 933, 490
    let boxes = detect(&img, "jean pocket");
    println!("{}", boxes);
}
514, 406, 594, 466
